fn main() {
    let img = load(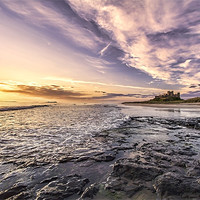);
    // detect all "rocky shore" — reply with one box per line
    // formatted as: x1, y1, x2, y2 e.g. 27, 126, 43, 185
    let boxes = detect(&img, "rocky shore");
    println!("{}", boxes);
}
0, 116, 200, 199
89, 116, 200, 200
